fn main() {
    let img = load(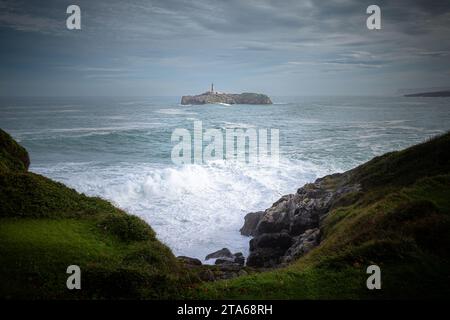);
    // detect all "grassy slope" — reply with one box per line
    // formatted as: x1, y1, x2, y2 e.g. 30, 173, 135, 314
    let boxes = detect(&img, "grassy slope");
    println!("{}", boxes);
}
194, 133, 450, 299
0, 129, 186, 299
